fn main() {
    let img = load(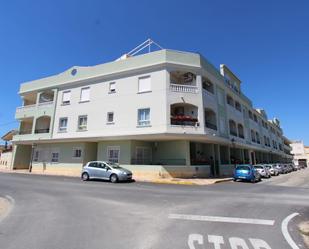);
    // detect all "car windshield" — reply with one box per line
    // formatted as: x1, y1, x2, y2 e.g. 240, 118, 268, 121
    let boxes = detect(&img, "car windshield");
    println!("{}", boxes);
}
265, 166, 271, 169
254, 166, 263, 169
236, 166, 249, 170
106, 162, 122, 169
